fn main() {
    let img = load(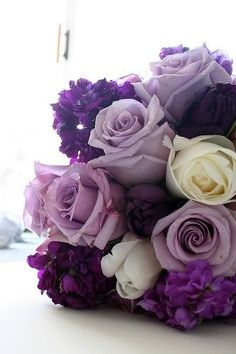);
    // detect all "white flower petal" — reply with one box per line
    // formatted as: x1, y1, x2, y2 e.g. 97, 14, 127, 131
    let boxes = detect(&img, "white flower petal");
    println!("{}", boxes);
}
101, 233, 140, 277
